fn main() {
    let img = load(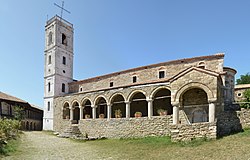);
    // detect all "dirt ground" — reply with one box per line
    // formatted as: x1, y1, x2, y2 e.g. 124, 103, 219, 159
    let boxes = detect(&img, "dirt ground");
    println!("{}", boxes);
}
2, 131, 107, 160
